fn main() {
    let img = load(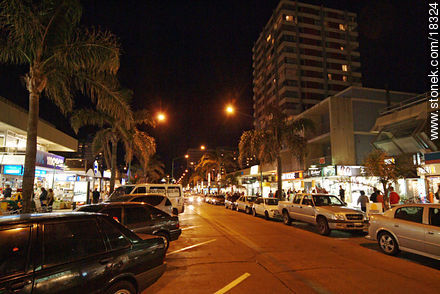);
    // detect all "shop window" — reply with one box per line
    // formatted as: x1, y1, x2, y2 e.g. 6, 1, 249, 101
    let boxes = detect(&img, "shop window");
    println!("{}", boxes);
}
342, 64, 348, 71
0, 226, 31, 276
285, 15, 294, 22
43, 220, 106, 267
339, 24, 346, 31
342, 75, 347, 82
